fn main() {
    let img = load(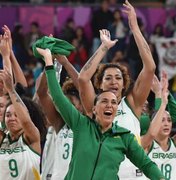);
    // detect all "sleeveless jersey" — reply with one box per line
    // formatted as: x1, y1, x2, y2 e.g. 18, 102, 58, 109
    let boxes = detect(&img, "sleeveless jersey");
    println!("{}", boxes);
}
115, 97, 143, 179
143, 139, 176, 180
41, 126, 57, 180
51, 124, 73, 180
0, 134, 40, 180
